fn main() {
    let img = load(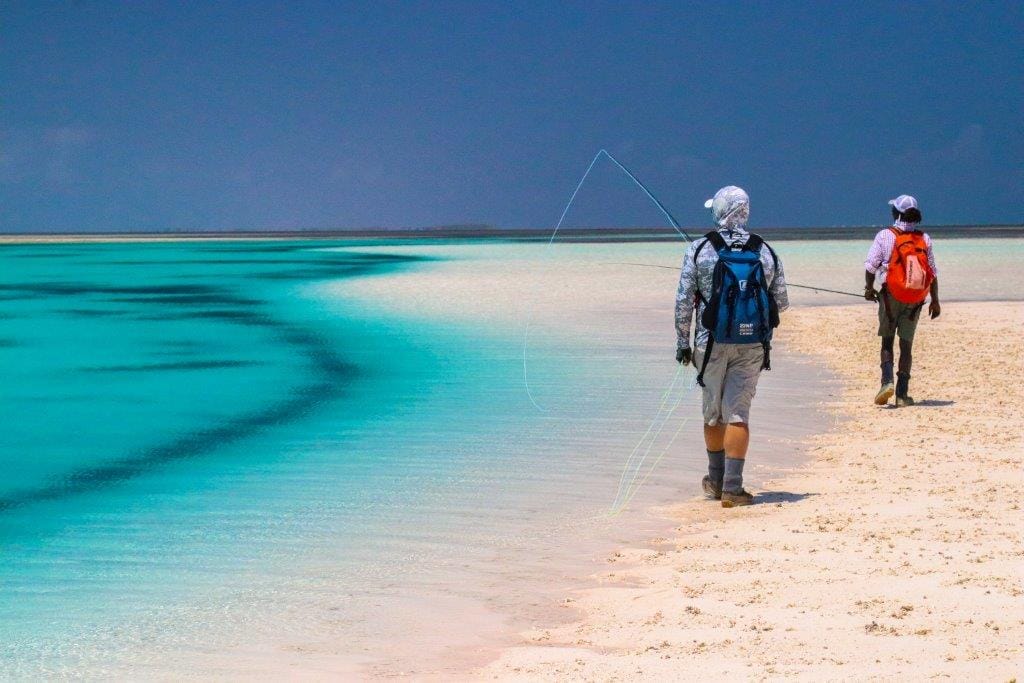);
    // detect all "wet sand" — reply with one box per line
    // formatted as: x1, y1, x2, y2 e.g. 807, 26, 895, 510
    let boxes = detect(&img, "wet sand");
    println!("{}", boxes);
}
480, 301, 1024, 680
